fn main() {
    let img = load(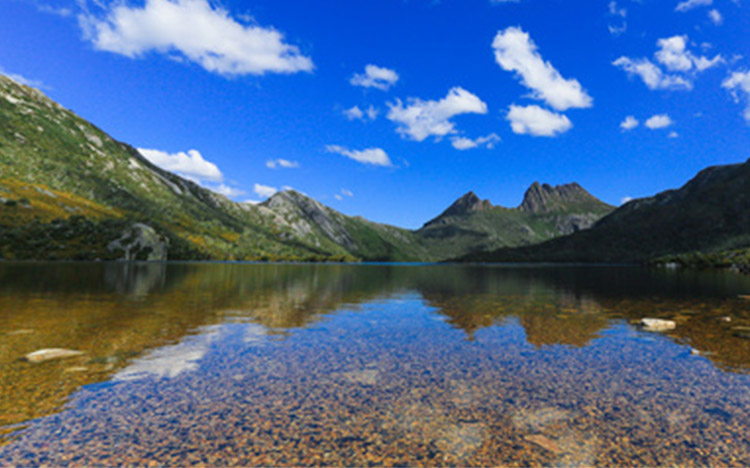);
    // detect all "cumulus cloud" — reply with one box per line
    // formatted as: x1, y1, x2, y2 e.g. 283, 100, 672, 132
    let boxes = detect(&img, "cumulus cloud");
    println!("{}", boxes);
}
492, 27, 593, 111
506, 105, 572, 137
675, 0, 712, 12
254, 183, 278, 198
621, 196, 633, 205
386, 87, 488, 141
326, 145, 392, 166
620, 115, 639, 131
266, 158, 299, 169
138, 148, 223, 182
708, 9, 723, 25
655, 35, 722, 72
613, 35, 721, 91
644, 114, 674, 129
343, 105, 378, 121
608, 1, 627, 36
668, 131, 679, 138
350, 64, 399, 91
613, 57, 692, 90
450, 133, 501, 150
723, 70, 750, 122
80, 0, 313, 76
